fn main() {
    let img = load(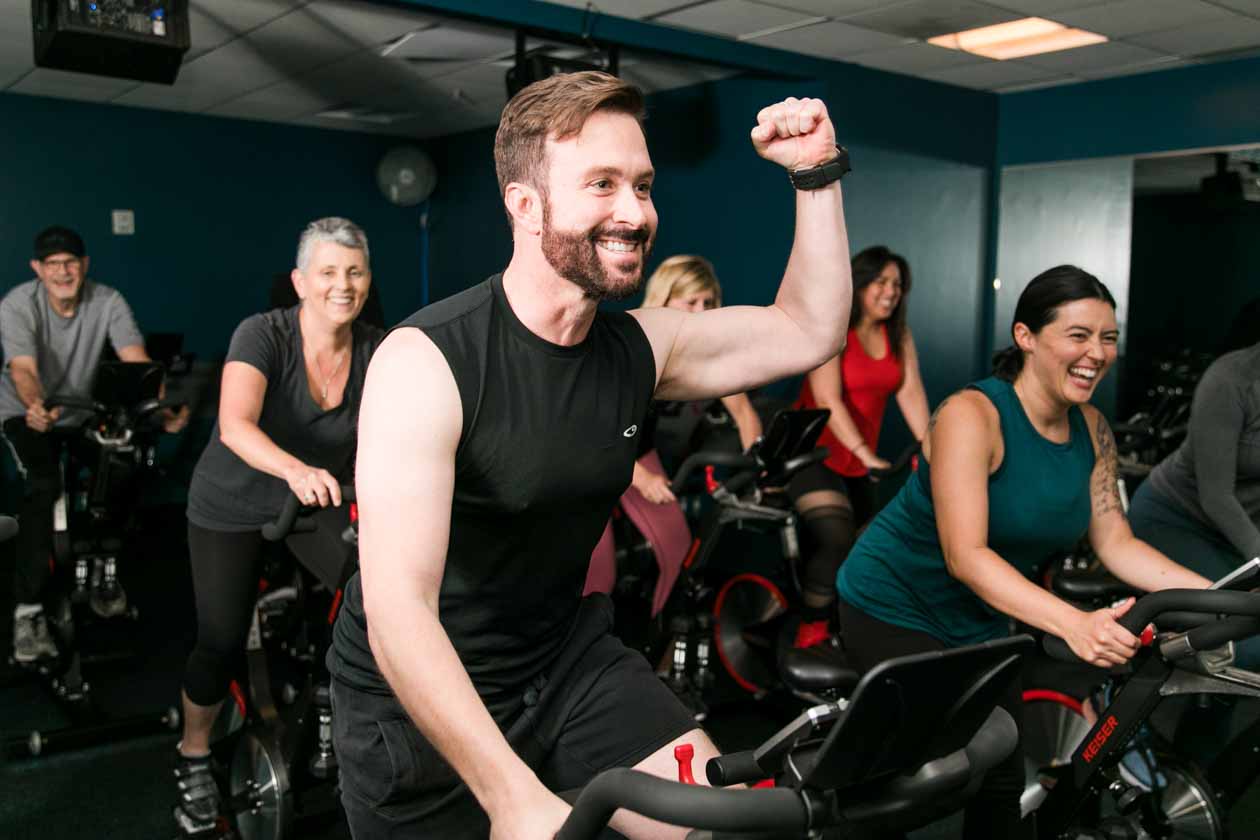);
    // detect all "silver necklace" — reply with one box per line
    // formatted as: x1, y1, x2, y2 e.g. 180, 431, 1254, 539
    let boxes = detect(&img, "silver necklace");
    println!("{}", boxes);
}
312, 348, 347, 404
